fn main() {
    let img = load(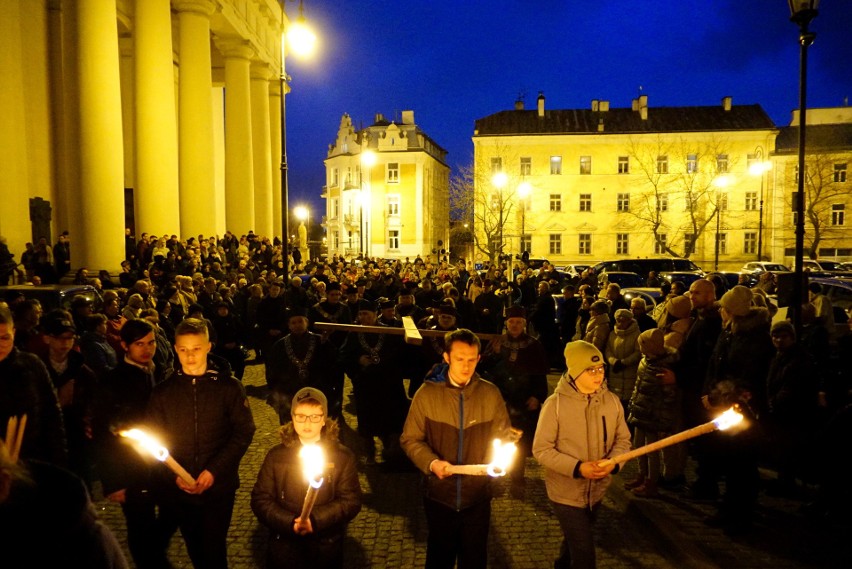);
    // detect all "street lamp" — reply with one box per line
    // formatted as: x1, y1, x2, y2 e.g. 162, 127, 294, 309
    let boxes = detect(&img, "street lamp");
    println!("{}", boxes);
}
788, 0, 819, 338
712, 174, 733, 271
491, 171, 508, 265
517, 181, 532, 257
360, 149, 376, 259
279, 0, 316, 279
748, 148, 772, 261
